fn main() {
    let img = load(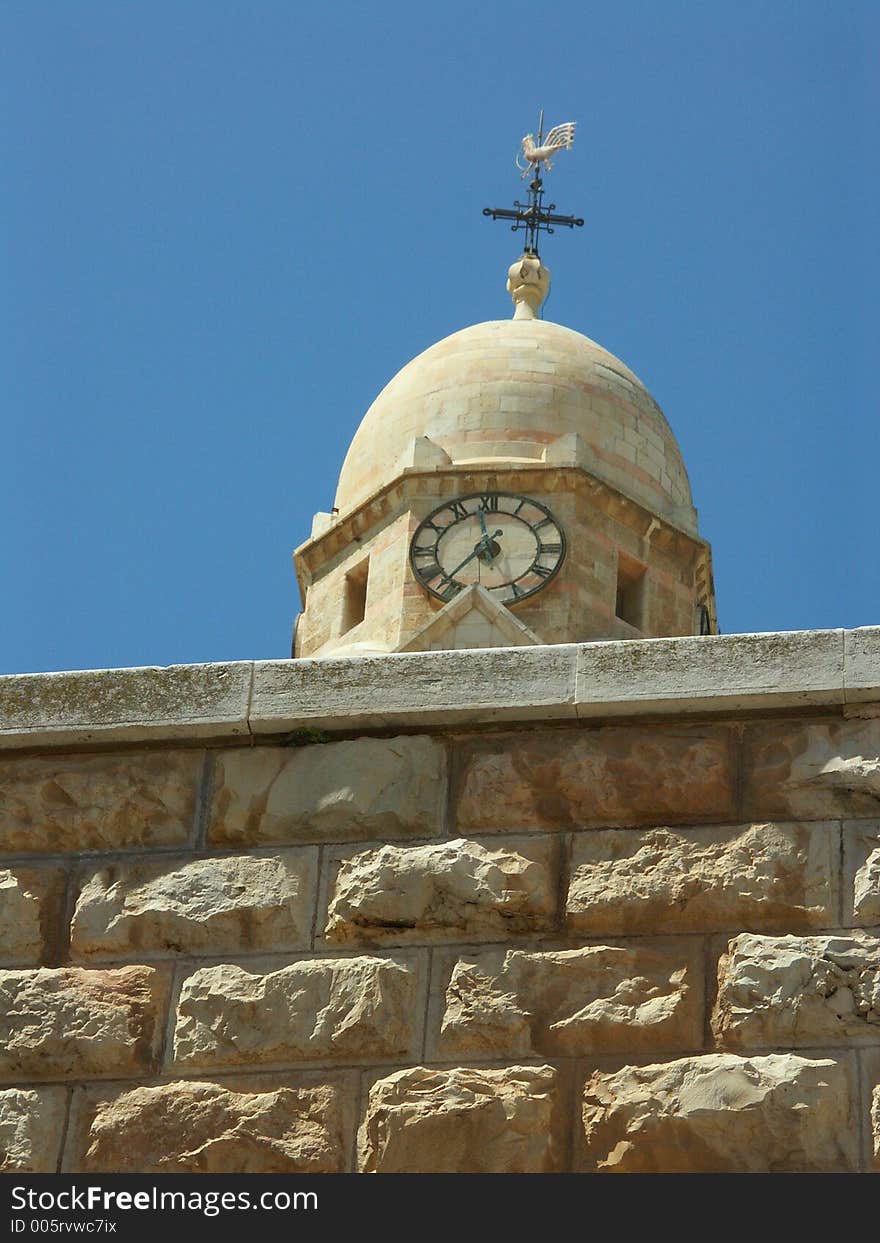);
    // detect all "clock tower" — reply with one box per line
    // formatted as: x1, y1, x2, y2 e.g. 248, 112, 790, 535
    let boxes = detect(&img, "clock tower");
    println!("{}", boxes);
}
292, 125, 717, 659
